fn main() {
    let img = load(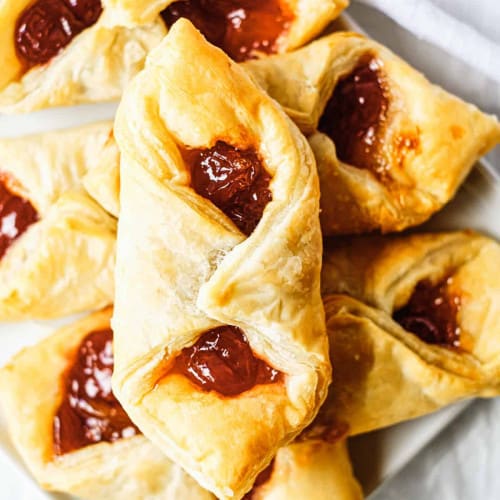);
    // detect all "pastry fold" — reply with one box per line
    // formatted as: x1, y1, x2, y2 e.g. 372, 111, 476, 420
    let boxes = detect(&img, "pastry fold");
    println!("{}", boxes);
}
243, 32, 500, 234
0, 309, 213, 500
250, 437, 363, 500
0, 0, 165, 113
319, 231, 500, 435
0, 123, 116, 319
112, 20, 330, 499
107, 0, 348, 55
